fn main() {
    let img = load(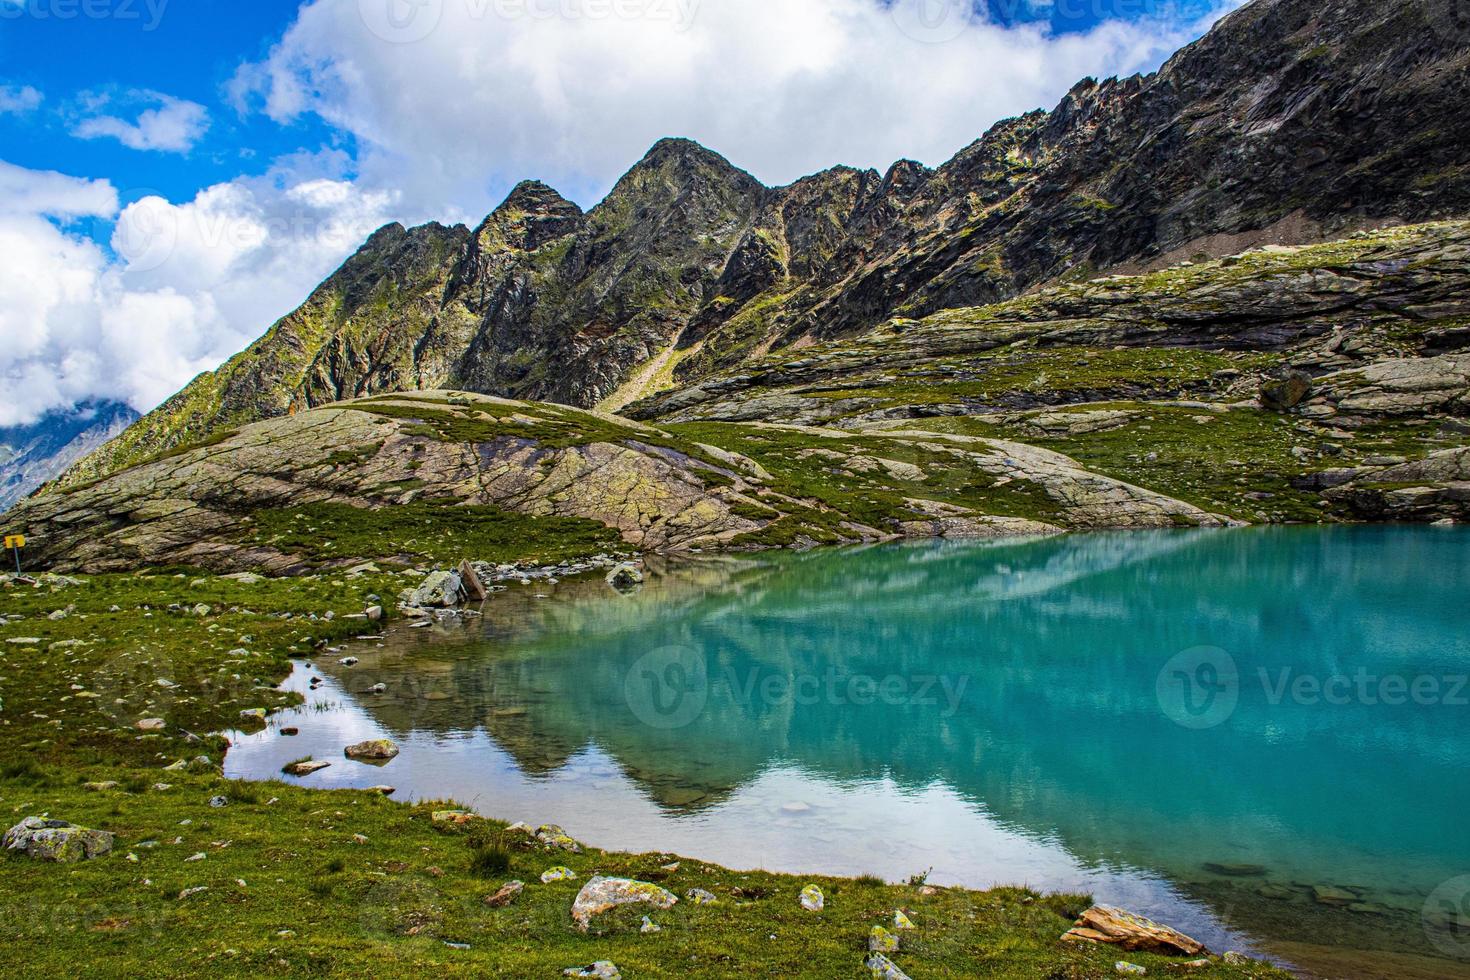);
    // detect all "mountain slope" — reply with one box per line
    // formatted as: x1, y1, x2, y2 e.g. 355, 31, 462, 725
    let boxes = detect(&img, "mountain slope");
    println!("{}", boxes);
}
58, 0, 1470, 488
0, 402, 138, 513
